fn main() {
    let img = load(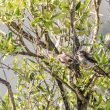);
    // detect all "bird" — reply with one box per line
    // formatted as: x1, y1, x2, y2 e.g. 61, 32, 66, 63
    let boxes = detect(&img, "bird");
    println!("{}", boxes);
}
77, 50, 97, 67
57, 53, 73, 64
57, 53, 82, 77
77, 50, 110, 78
